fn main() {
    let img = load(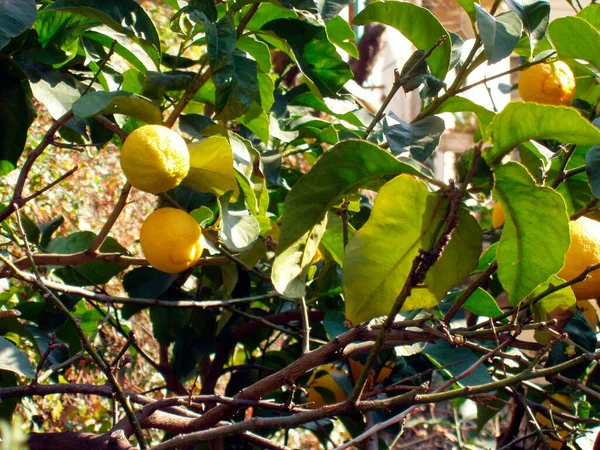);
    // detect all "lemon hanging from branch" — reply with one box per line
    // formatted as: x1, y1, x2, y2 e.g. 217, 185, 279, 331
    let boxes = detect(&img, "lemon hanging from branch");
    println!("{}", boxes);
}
120, 124, 190, 194
518, 61, 576, 106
